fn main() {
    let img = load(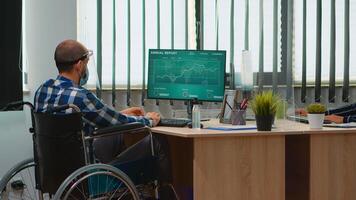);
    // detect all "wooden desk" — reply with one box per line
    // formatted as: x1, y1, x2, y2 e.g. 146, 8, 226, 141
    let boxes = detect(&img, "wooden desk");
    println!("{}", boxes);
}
152, 120, 299, 200
283, 123, 356, 200
309, 133, 356, 200
152, 120, 356, 200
